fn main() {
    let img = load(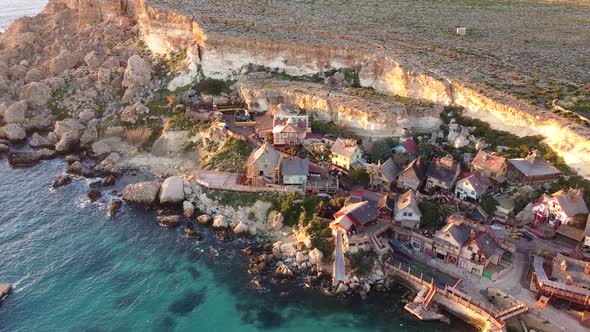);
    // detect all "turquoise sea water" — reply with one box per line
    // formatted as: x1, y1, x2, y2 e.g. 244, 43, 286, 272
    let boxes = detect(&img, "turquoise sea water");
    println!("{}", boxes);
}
0, 159, 473, 331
